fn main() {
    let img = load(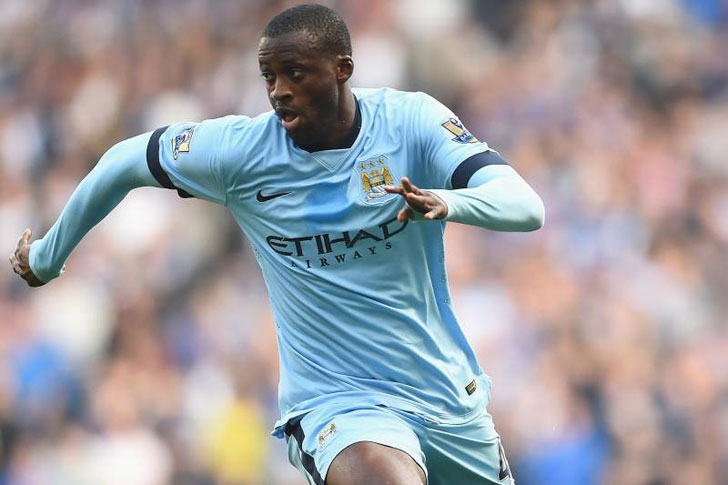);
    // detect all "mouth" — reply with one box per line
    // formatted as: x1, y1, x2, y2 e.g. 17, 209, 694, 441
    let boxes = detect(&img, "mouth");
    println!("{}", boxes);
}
276, 108, 301, 131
